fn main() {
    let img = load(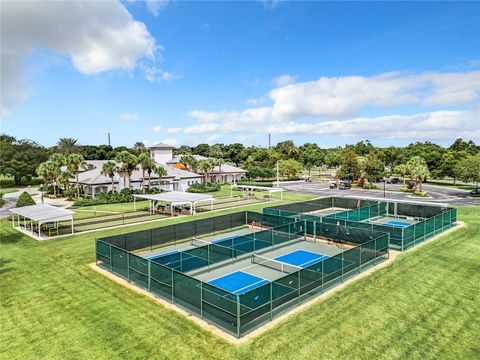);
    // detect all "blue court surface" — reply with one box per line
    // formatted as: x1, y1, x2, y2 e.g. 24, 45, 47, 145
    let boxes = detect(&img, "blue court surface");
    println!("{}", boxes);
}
383, 220, 411, 228
147, 250, 179, 260
274, 249, 329, 268
212, 234, 241, 244
208, 271, 268, 295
